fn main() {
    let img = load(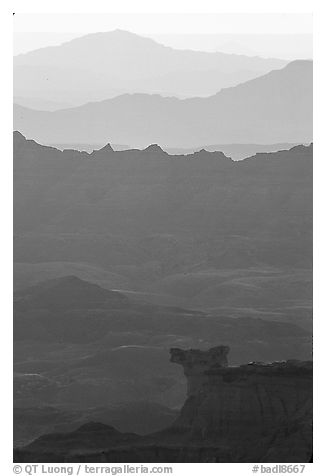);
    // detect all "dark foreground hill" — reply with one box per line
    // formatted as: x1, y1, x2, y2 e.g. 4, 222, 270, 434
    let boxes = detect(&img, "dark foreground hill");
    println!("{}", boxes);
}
14, 275, 129, 311
13, 60, 312, 147
14, 346, 312, 463
14, 402, 178, 447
